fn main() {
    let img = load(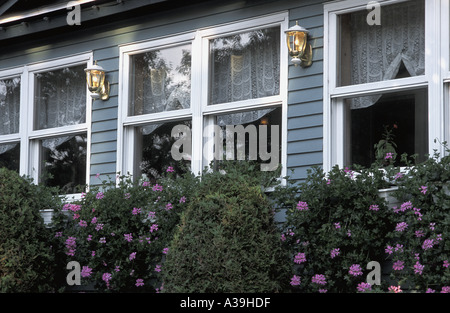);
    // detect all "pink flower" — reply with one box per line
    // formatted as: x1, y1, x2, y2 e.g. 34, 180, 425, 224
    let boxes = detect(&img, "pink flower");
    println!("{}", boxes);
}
179, 196, 186, 203
129, 252, 137, 261
152, 184, 163, 192
388, 286, 402, 293
441, 286, 450, 293
163, 248, 169, 254
311, 274, 327, 285
165, 203, 173, 211
96, 192, 104, 200
78, 220, 87, 227
166, 166, 174, 173
420, 185, 427, 194
393, 260, 404, 271
294, 252, 306, 264
349, 264, 363, 277
443, 260, 449, 268
150, 224, 159, 233
357, 282, 372, 293
124, 233, 133, 242
136, 279, 144, 287
422, 238, 435, 250
330, 248, 340, 259
81, 266, 92, 278
132, 207, 141, 215
395, 222, 408, 232
290, 275, 301, 286
369, 204, 380, 211
155, 265, 162, 272
414, 261, 424, 275
385, 152, 394, 160
296, 201, 309, 211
